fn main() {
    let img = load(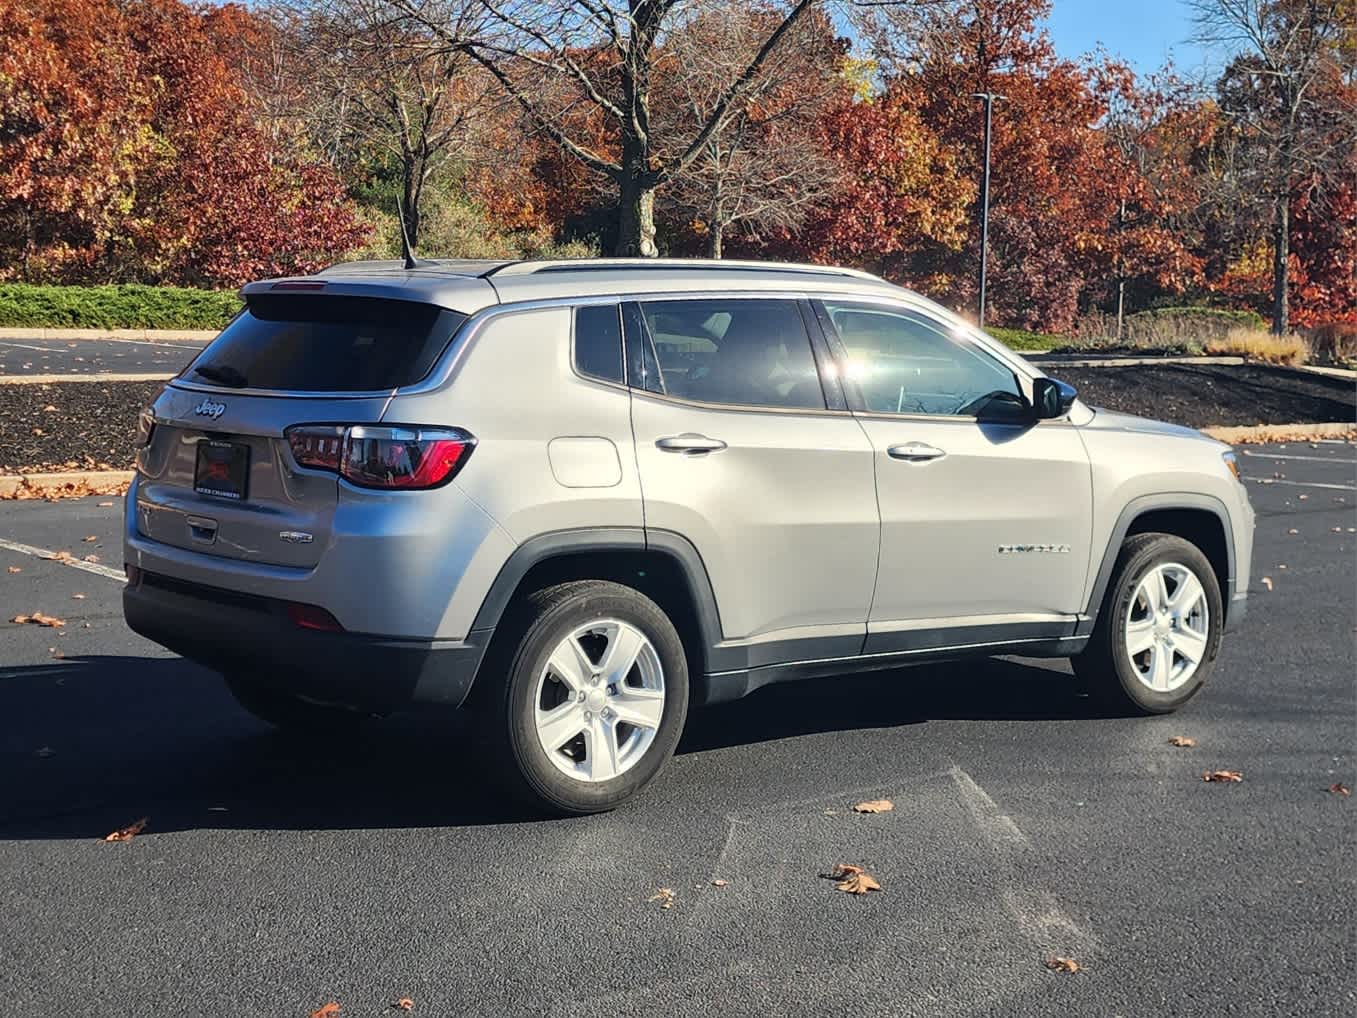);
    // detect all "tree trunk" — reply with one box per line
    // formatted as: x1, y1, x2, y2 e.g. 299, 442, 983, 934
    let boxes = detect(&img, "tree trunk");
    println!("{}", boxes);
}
708, 222, 723, 259
615, 174, 658, 257
1271, 189, 1290, 336
402, 163, 422, 251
